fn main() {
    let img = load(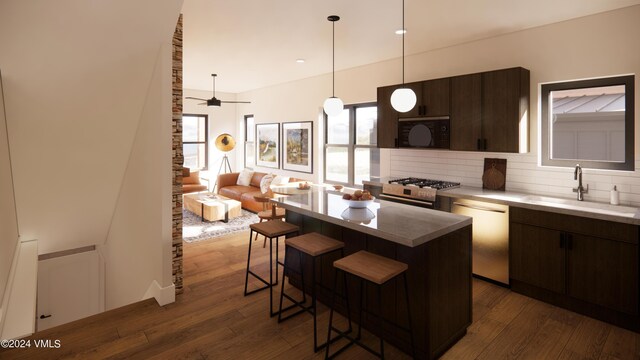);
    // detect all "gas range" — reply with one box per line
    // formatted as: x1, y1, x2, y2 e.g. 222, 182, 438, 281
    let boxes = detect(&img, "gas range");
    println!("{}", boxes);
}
380, 177, 461, 207
387, 177, 461, 190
